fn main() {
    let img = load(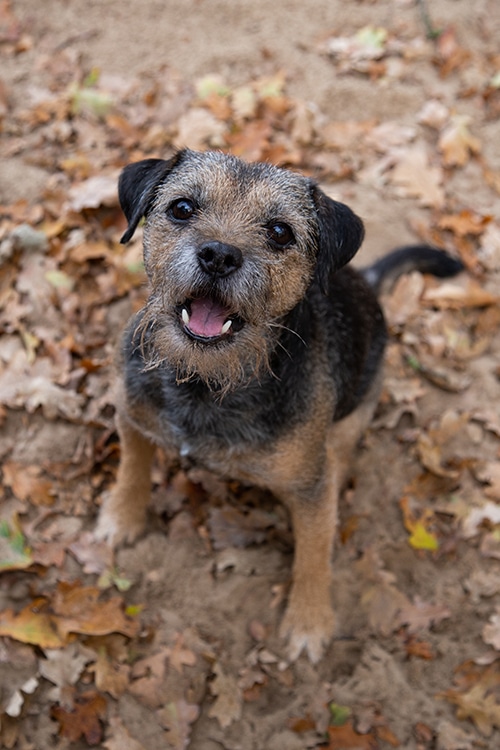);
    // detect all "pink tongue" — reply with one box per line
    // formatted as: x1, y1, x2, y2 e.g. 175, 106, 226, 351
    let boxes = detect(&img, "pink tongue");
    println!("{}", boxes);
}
188, 298, 230, 337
